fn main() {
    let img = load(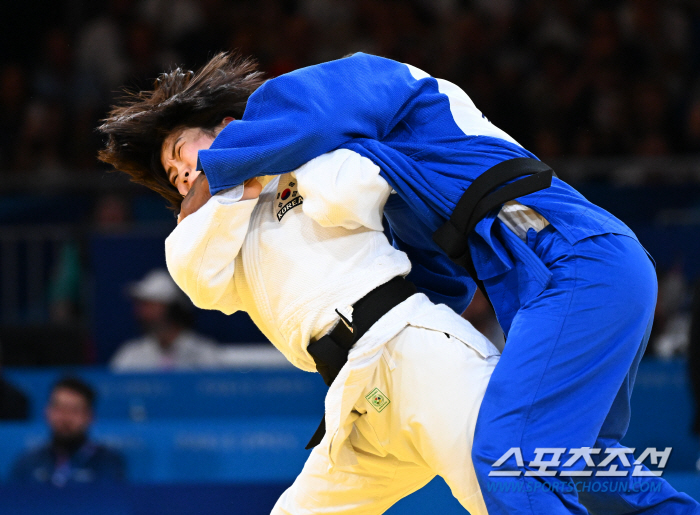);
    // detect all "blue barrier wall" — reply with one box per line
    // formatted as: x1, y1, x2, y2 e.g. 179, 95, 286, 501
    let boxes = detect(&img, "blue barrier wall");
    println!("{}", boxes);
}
0, 418, 319, 483
4, 369, 328, 421
0, 359, 698, 513
625, 359, 699, 470
2, 359, 698, 477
